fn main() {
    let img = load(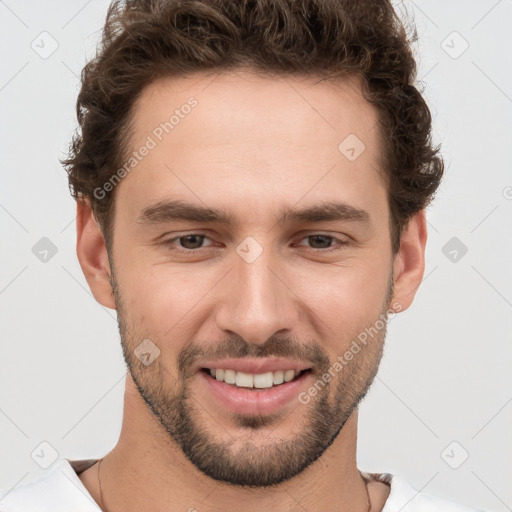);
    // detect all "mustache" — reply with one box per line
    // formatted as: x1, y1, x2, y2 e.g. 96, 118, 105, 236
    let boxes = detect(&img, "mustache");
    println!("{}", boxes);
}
178, 334, 331, 377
